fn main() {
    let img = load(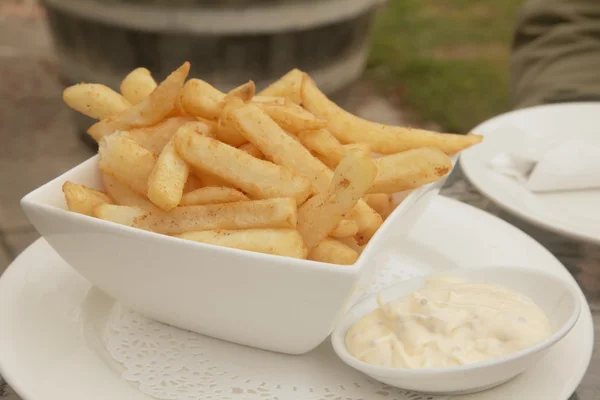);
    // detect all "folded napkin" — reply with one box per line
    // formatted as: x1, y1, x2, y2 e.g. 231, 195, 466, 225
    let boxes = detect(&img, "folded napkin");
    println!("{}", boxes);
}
488, 132, 600, 193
